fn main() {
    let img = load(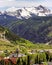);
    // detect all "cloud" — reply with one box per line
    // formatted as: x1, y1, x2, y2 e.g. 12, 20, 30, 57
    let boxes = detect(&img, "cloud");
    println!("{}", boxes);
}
0, 0, 52, 10
0, 0, 36, 7
0, 0, 16, 1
